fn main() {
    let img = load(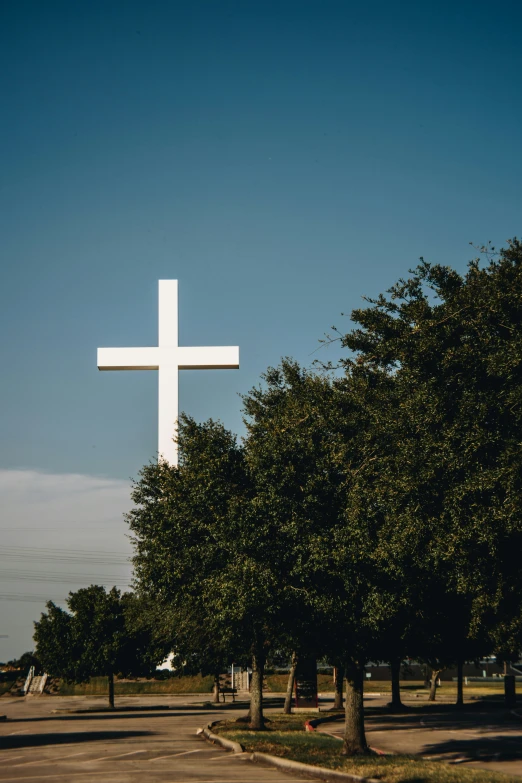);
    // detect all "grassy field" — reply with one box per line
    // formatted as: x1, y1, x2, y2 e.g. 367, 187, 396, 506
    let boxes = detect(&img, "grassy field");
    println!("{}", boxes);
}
266, 674, 509, 698
265, 673, 334, 692
57, 674, 214, 696
363, 680, 510, 698
53, 674, 511, 698
216, 714, 520, 783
